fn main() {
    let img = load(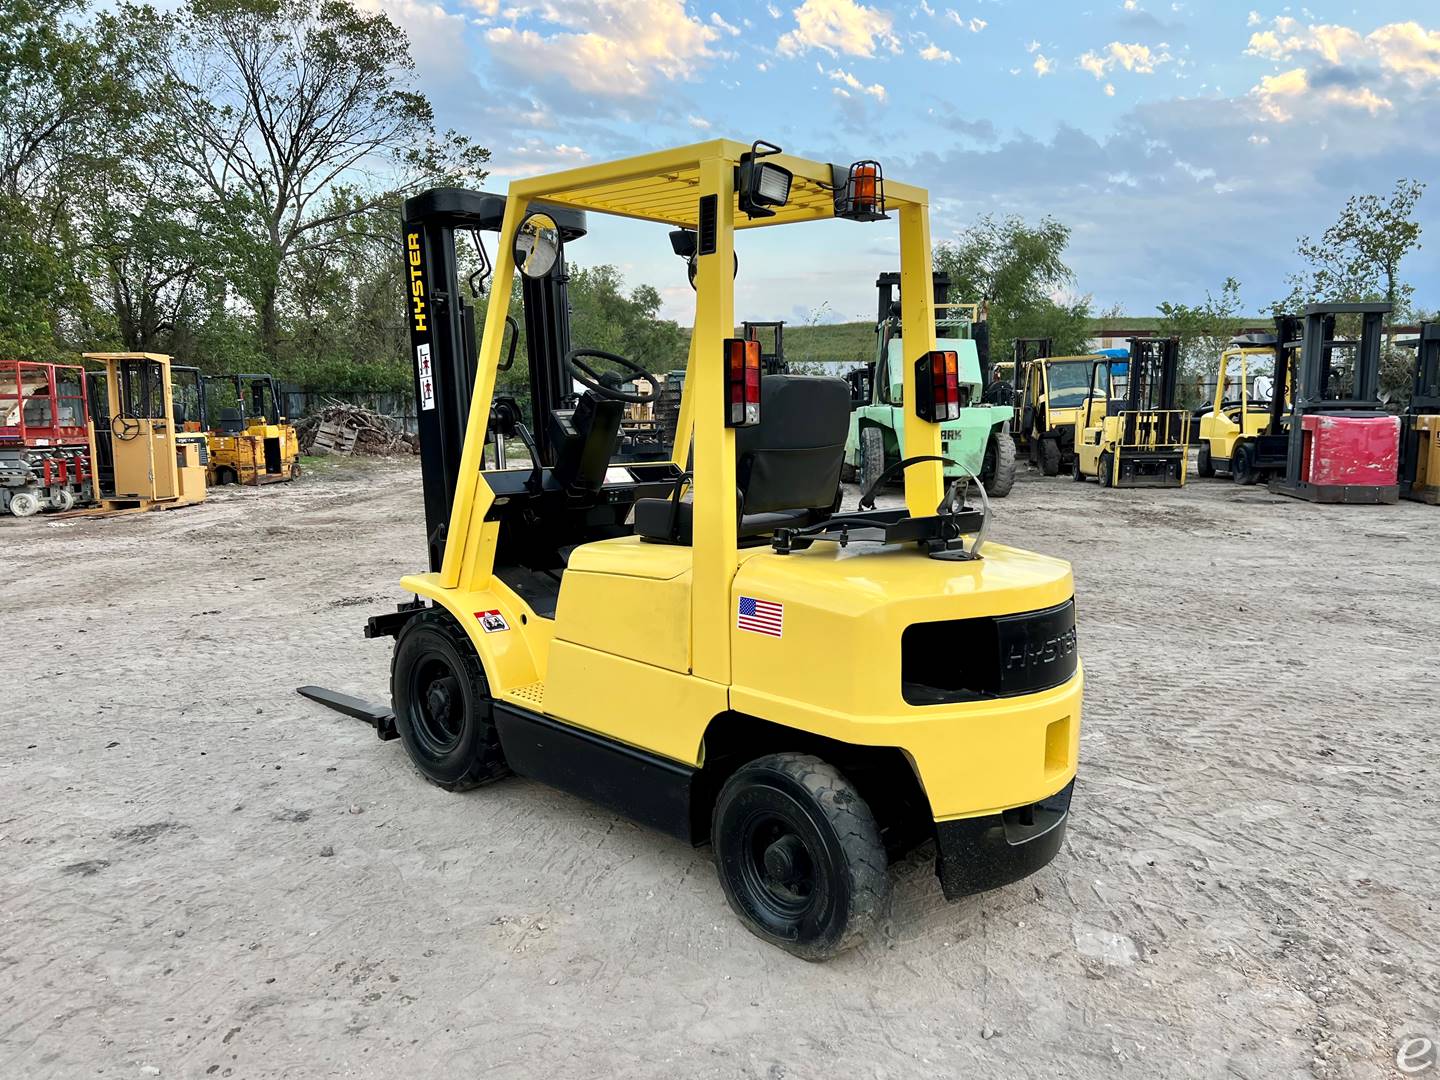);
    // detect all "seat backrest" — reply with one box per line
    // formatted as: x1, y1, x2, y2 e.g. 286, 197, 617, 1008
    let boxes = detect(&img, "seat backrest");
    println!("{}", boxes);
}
218, 407, 244, 434
735, 375, 850, 514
